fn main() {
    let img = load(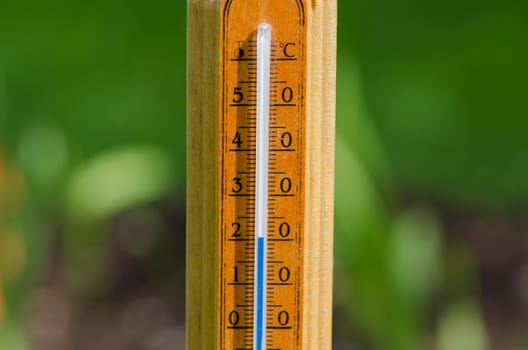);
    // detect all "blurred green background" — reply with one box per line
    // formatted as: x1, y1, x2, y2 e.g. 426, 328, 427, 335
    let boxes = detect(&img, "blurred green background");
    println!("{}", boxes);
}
1, 1, 527, 349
